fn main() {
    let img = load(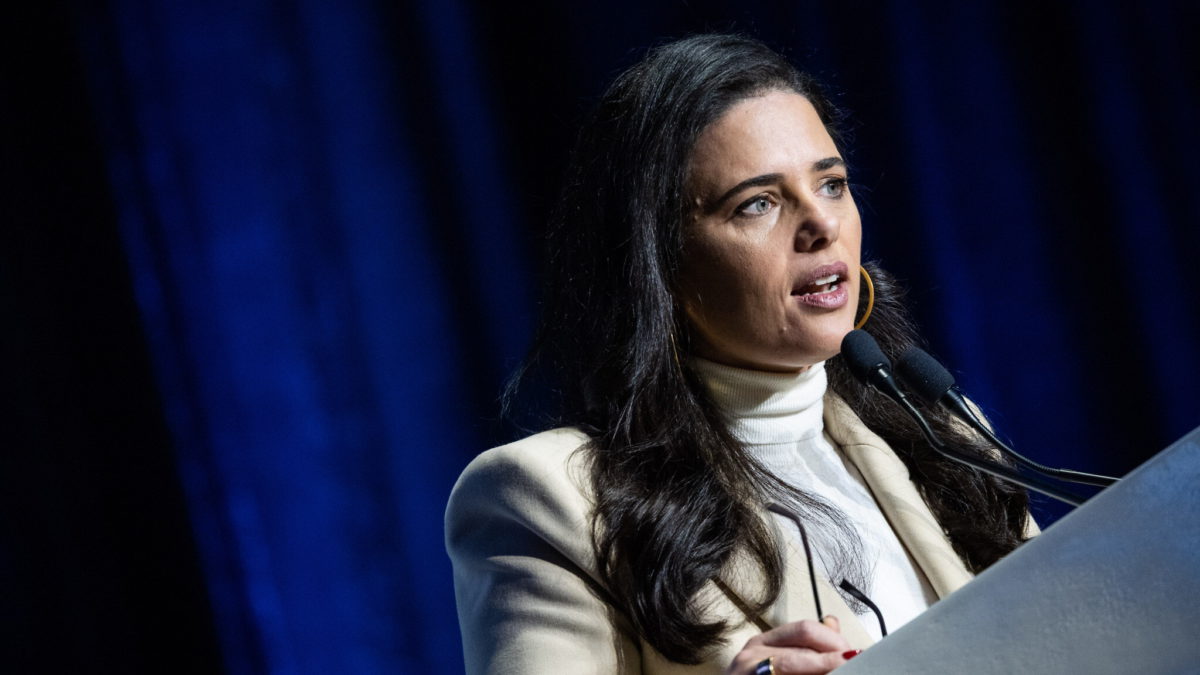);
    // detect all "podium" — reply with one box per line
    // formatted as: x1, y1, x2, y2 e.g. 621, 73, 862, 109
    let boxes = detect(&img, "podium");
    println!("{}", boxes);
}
838, 425, 1200, 674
